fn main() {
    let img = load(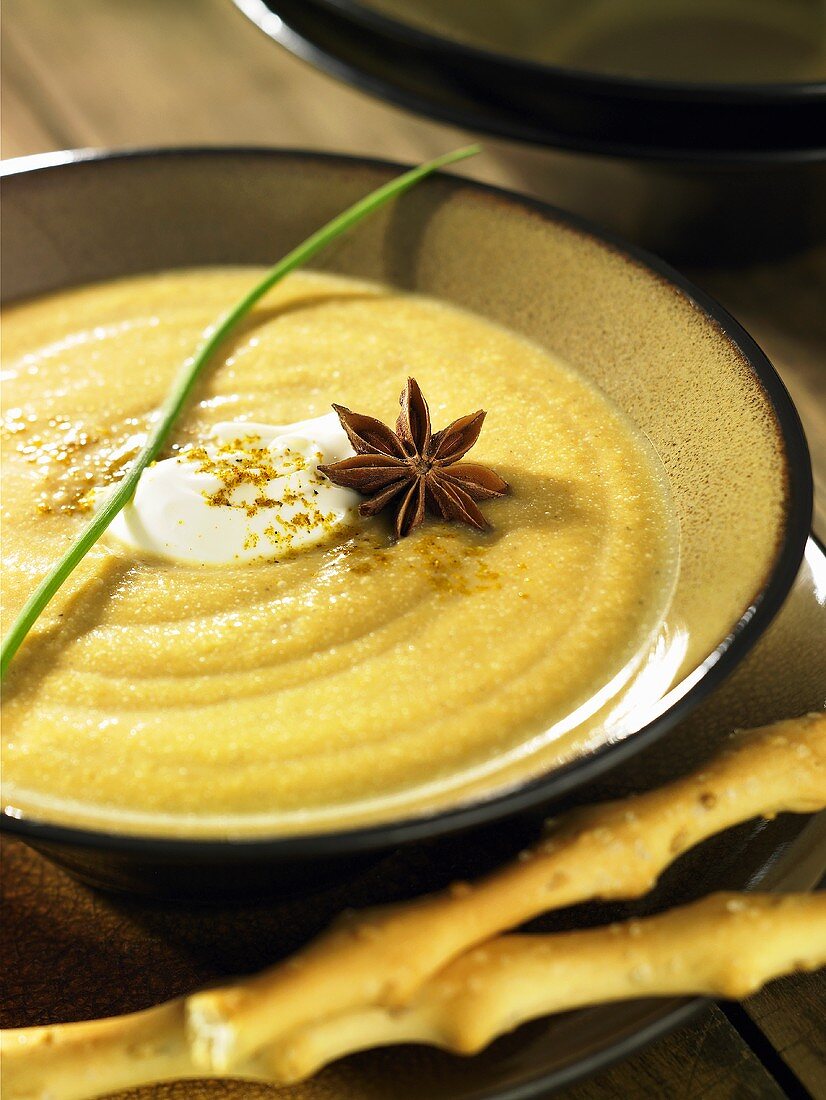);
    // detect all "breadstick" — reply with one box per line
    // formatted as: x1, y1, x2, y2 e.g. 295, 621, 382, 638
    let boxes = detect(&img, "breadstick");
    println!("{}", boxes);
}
1, 1002, 192, 1100
4, 892, 823, 1098
187, 711, 826, 1070
268, 892, 826, 1083
0, 1000, 275, 1100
